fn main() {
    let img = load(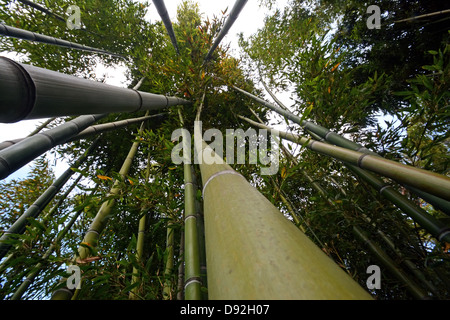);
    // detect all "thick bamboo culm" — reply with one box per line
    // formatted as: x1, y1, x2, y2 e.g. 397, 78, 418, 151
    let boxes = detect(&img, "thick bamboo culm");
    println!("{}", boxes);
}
0, 138, 98, 260
152, 0, 180, 55
0, 114, 106, 180
204, 0, 248, 61
0, 113, 167, 151
0, 23, 125, 59
0, 57, 190, 123
194, 112, 371, 299
51, 115, 149, 300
